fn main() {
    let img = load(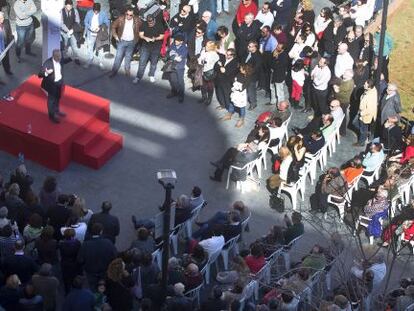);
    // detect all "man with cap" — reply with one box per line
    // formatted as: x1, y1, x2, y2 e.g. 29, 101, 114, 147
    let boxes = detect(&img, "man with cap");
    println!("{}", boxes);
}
133, 14, 165, 84
166, 34, 188, 103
